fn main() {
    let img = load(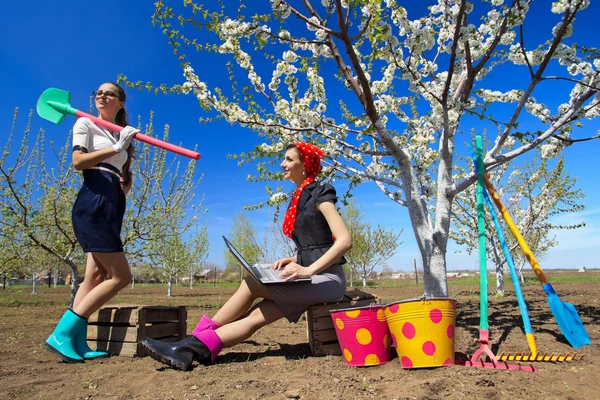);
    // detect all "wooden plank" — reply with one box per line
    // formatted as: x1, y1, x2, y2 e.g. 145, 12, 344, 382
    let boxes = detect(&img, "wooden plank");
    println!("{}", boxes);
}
144, 307, 182, 323
311, 316, 335, 331
145, 322, 180, 339
138, 308, 147, 344
88, 308, 139, 325
178, 307, 187, 339
87, 306, 186, 324
312, 329, 338, 342
87, 340, 138, 357
87, 325, 138, 342
313, 341, 342, 356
